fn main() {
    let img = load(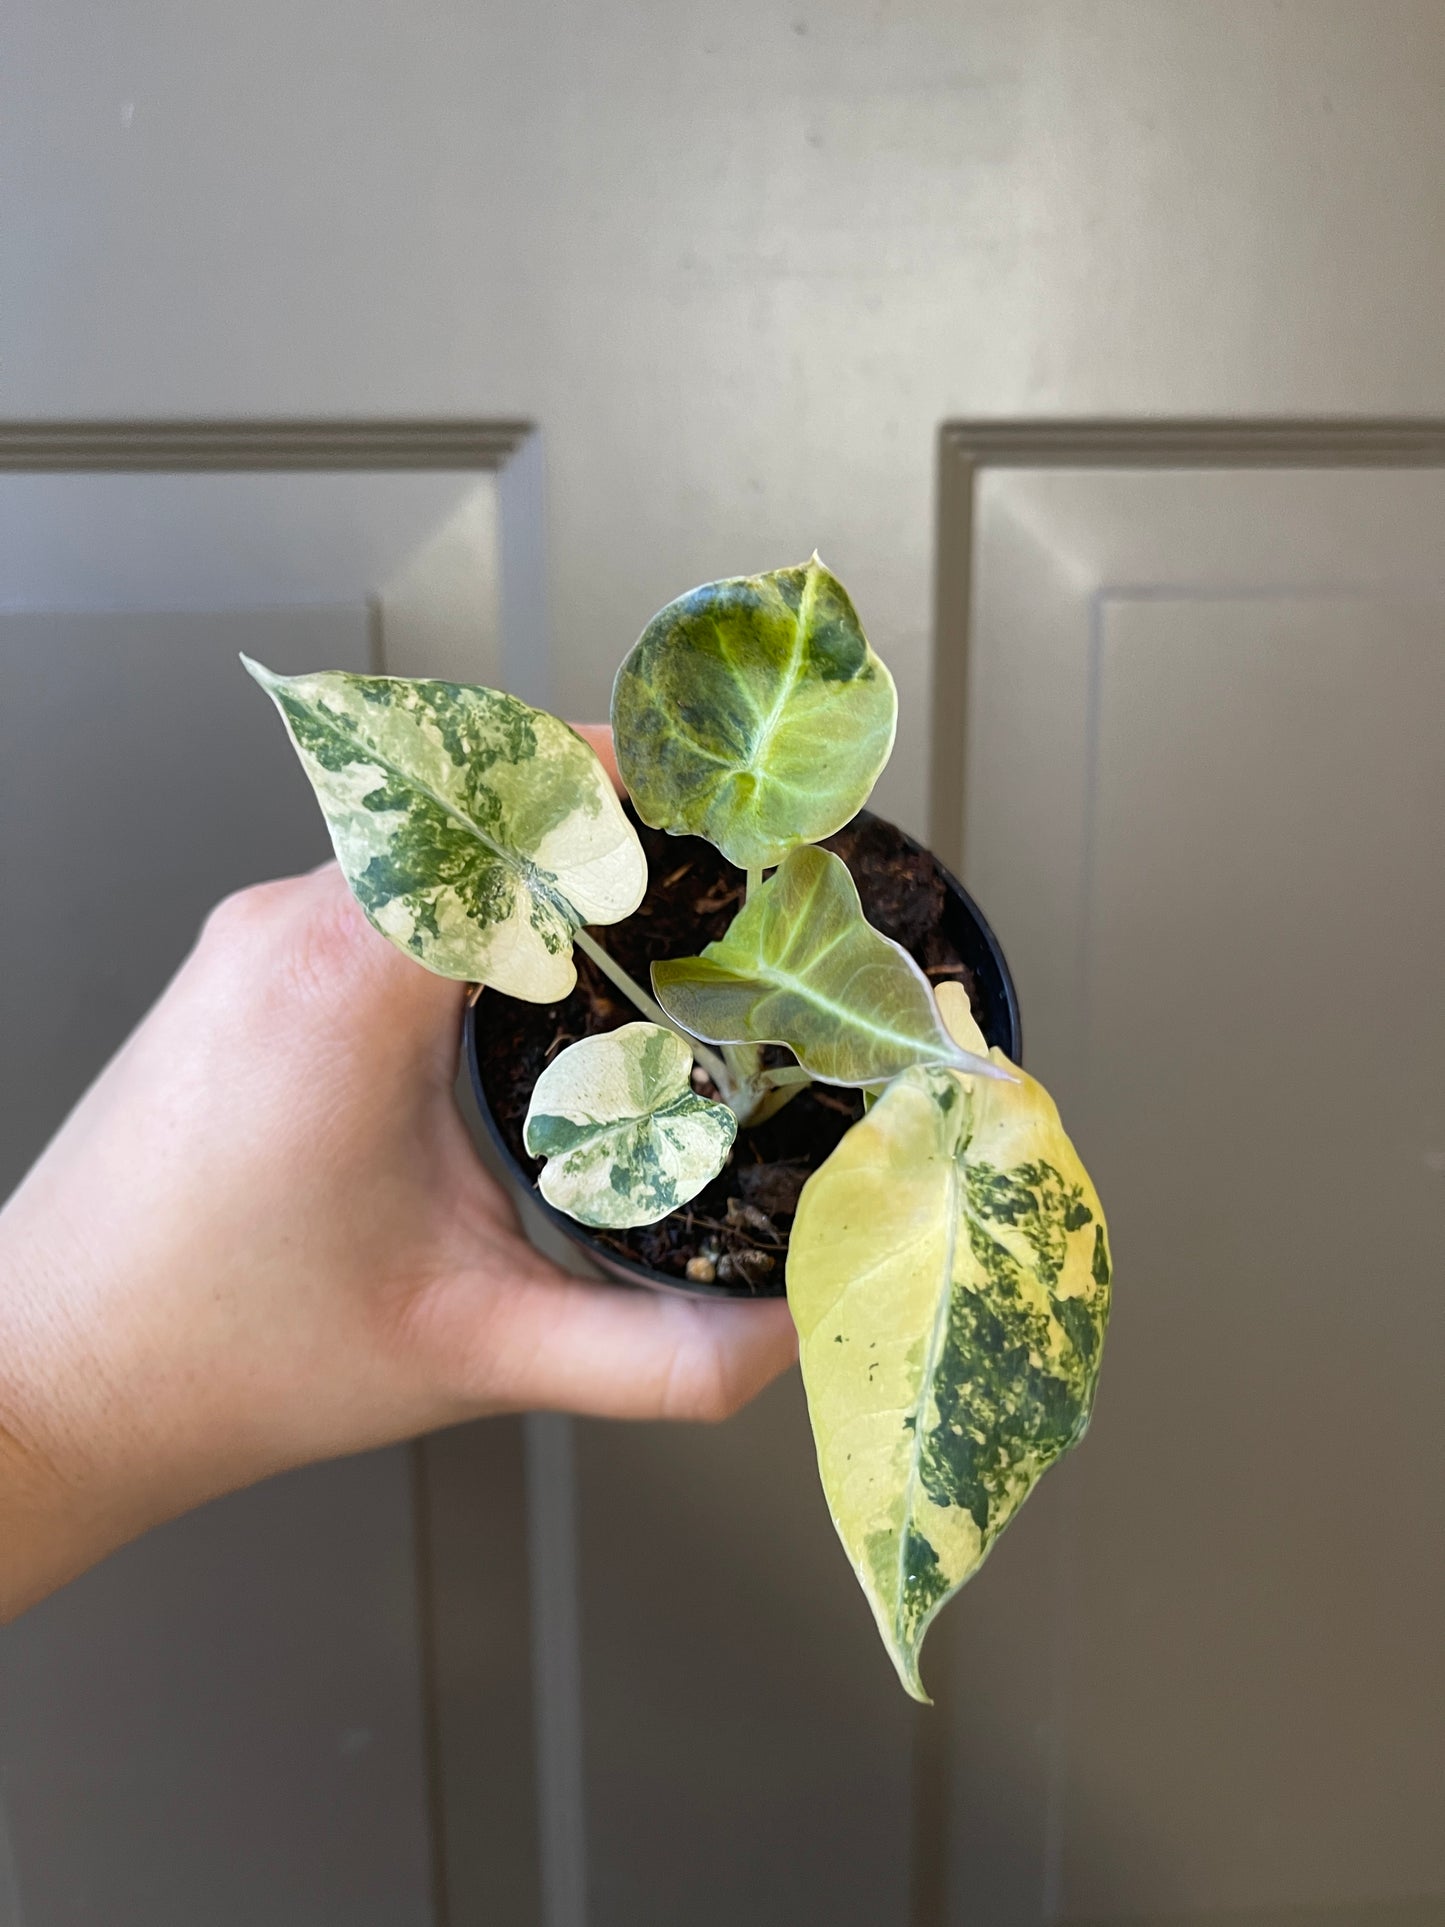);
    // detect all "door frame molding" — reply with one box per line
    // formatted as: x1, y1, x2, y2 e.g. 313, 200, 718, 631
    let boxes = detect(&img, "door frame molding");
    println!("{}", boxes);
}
0, 418, 533, 470
931, 417, 1445, 860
